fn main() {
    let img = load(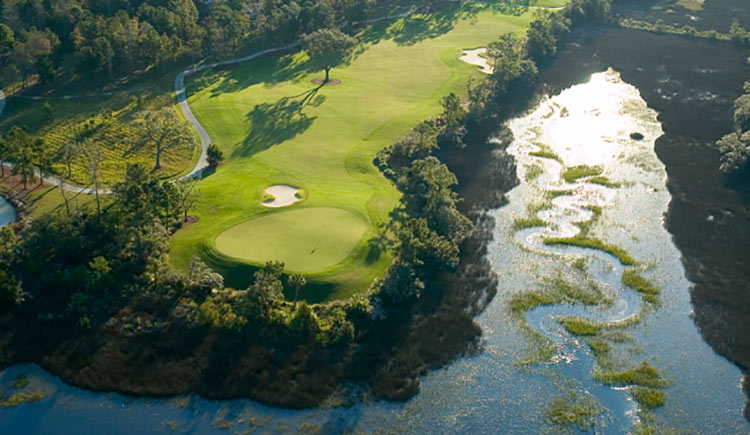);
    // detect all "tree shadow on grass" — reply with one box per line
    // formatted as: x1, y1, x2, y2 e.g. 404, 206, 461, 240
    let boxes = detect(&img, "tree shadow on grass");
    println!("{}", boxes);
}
231, 88, 325, 158
355, 2, 532, 50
